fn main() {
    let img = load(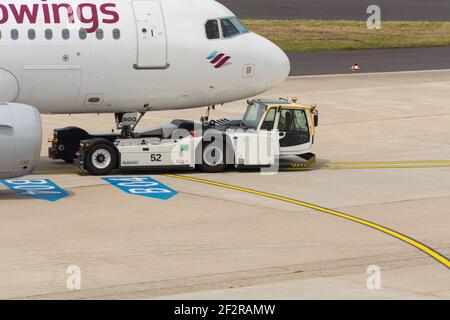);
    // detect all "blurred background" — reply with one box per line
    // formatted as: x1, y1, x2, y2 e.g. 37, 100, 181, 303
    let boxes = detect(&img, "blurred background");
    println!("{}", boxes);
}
218, 0, 450, 75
